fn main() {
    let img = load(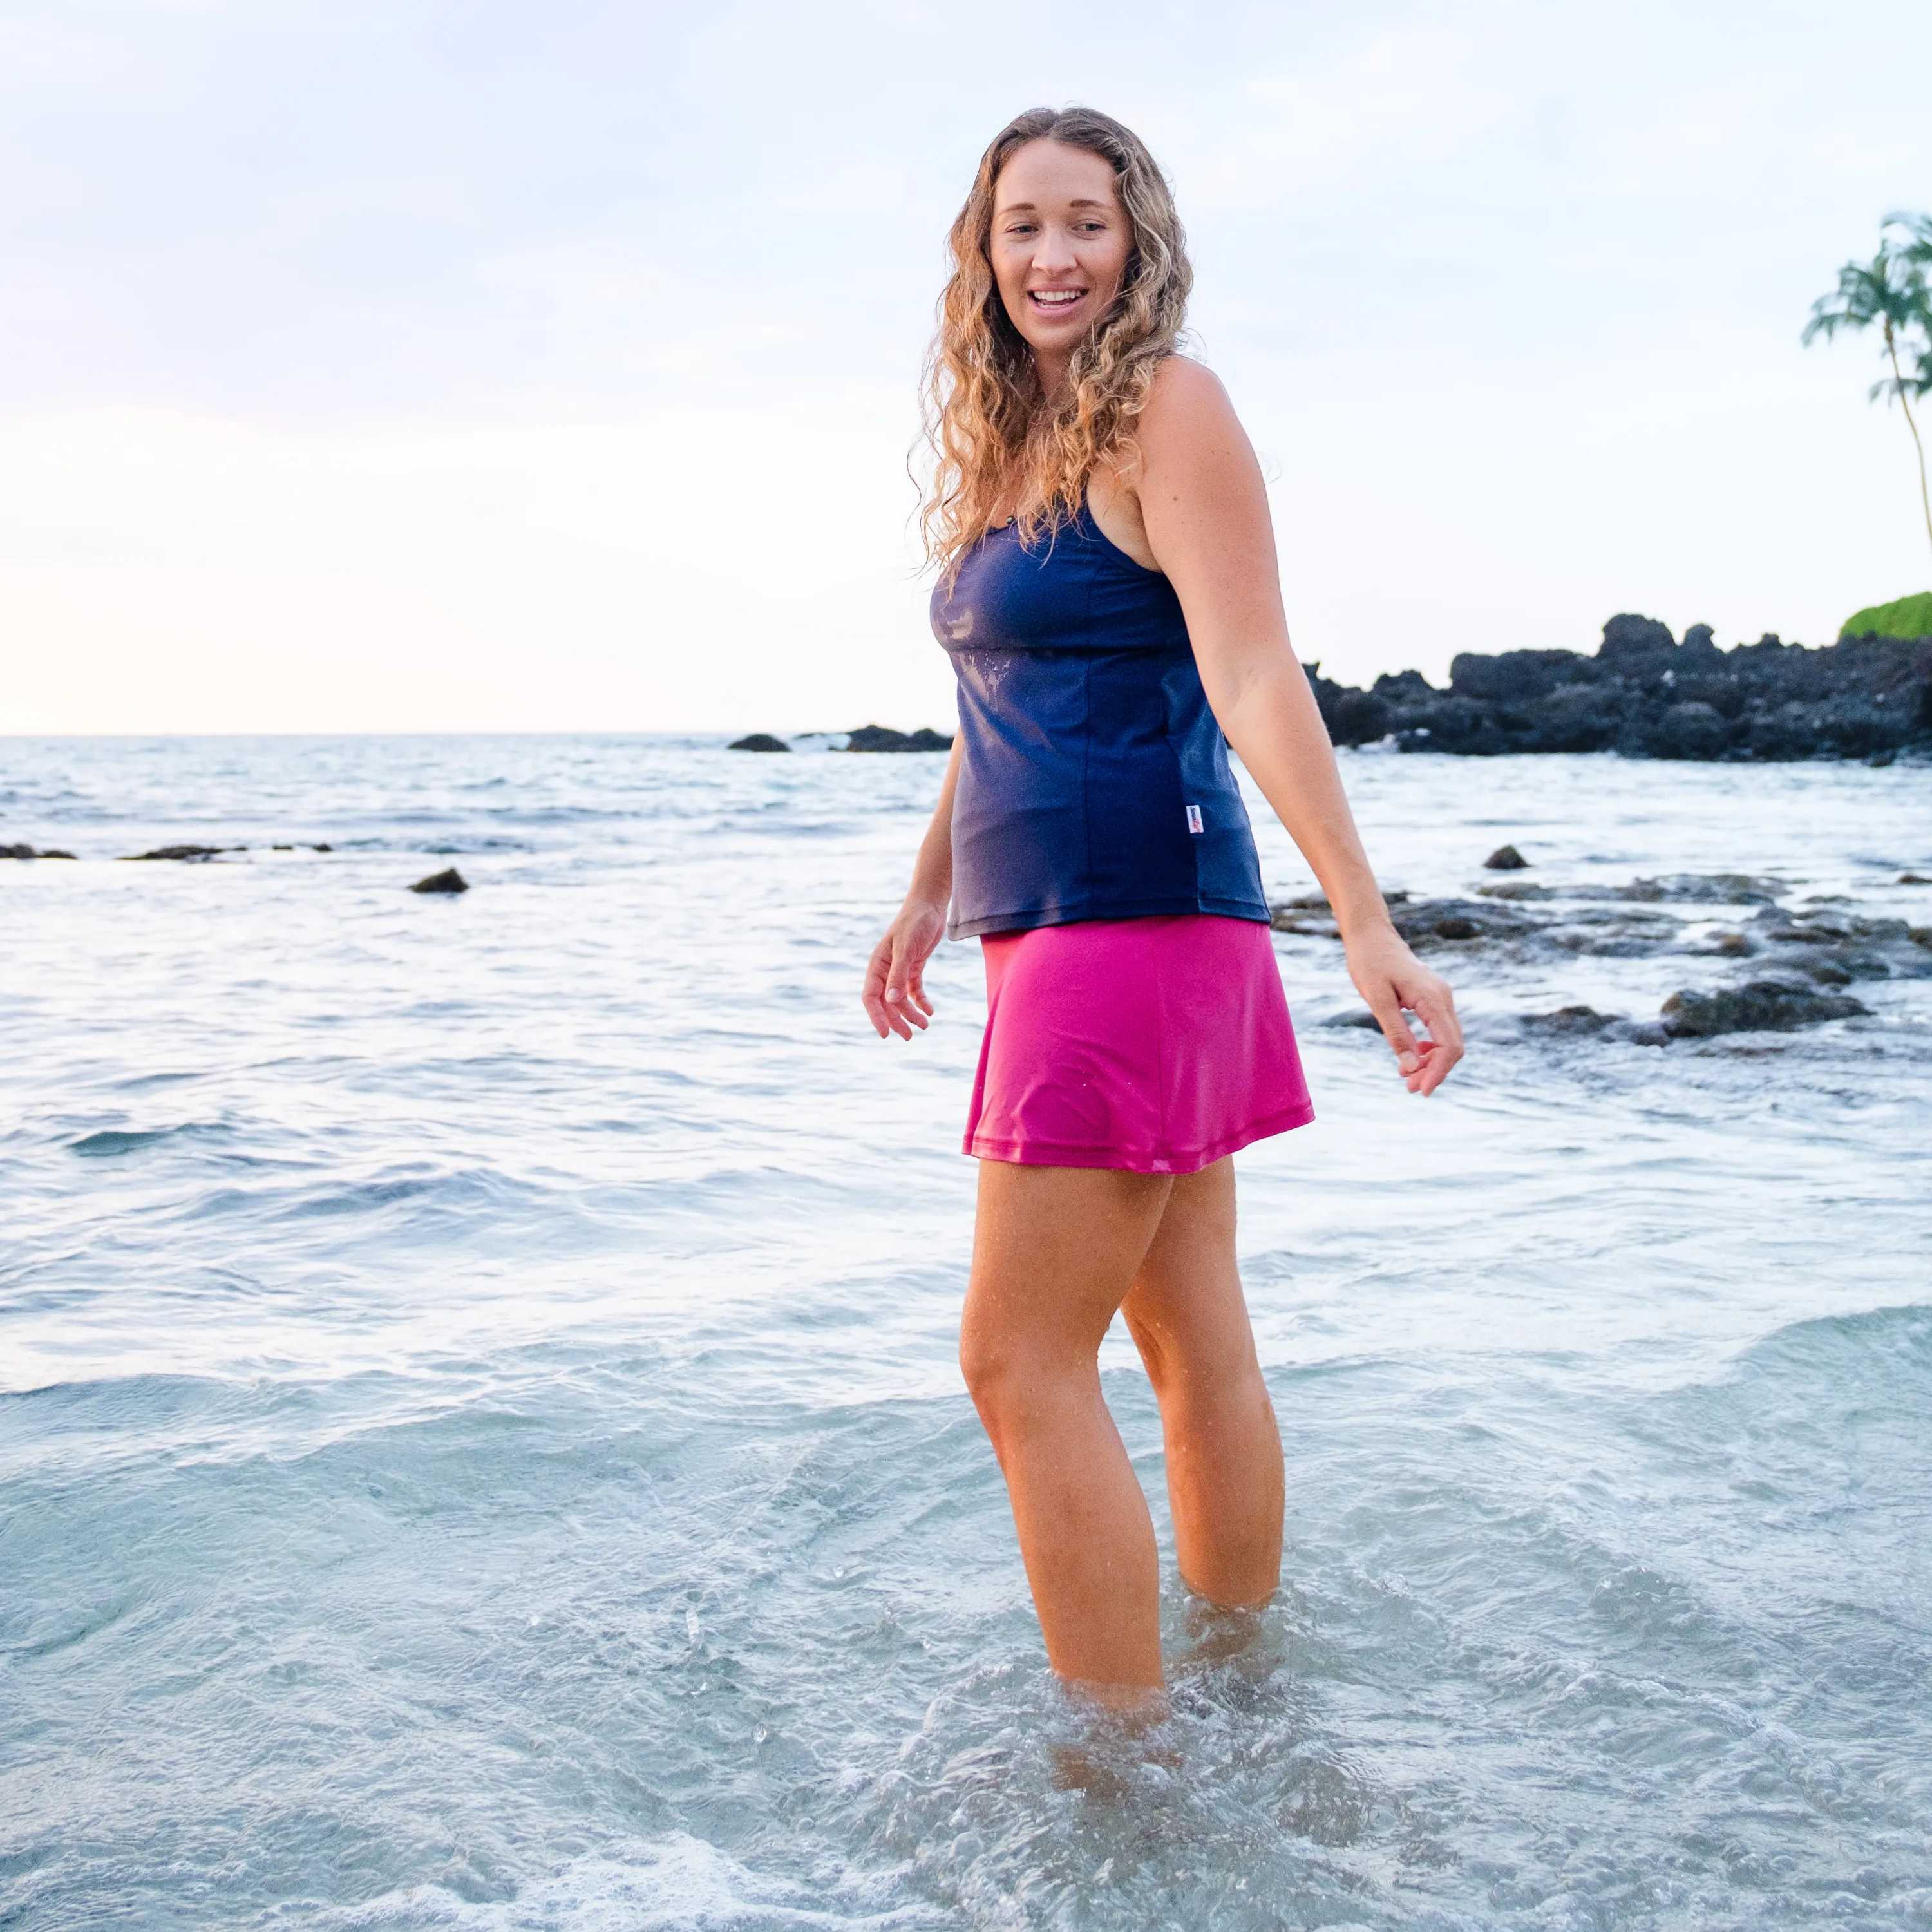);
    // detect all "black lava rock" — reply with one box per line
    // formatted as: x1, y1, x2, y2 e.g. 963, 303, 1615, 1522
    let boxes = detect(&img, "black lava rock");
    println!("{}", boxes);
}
728, 734, 791, 752
1484, 844, 1530, 870
1645, 700, 1731, 761
410, 867, 469, 894
2, 843, 76, 860
122, 845, 236, 862
1659, 980, 1868, 1037
1303, 616, 1932, 761
1600, 613, 1678, 661
1519, 1005, 1621, 1037
1273, 874, 1931, 1003
845, 724, 955, 753
1607, 873, 1784, 904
